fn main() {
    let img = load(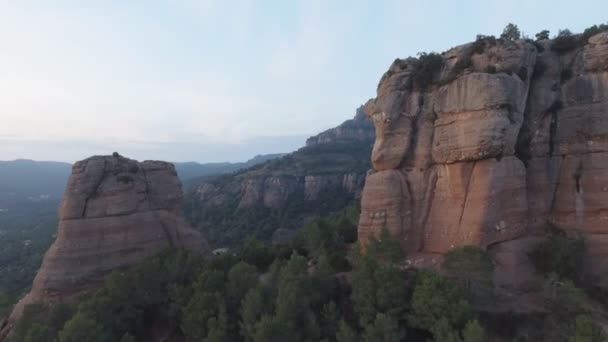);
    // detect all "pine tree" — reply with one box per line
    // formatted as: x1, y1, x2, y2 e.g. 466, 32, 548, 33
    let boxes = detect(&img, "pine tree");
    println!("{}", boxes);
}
58, 312, 110, 342
501, 23, 521, 40
336, 320, 359, 342
462, 320, 487, 342
362, 313, 404, 342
